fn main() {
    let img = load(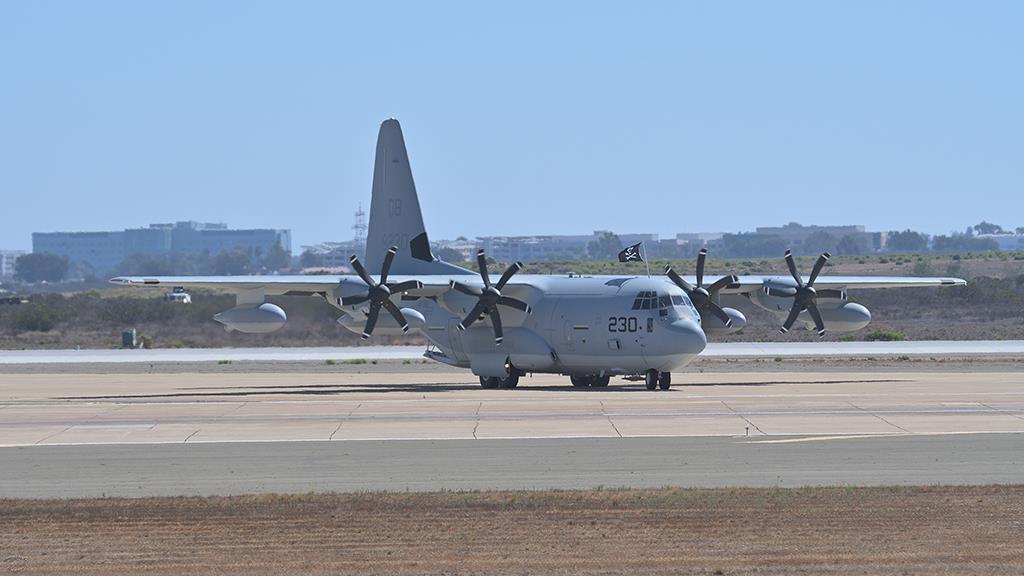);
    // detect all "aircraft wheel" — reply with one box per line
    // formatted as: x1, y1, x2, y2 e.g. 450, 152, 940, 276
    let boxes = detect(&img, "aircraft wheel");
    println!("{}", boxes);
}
499, 373, 520, 389
570, 375, 591, 388
644, 369, 658, 391
592, 376, 610, 387
479, 376, 500, 389
658, 371, 672, 390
